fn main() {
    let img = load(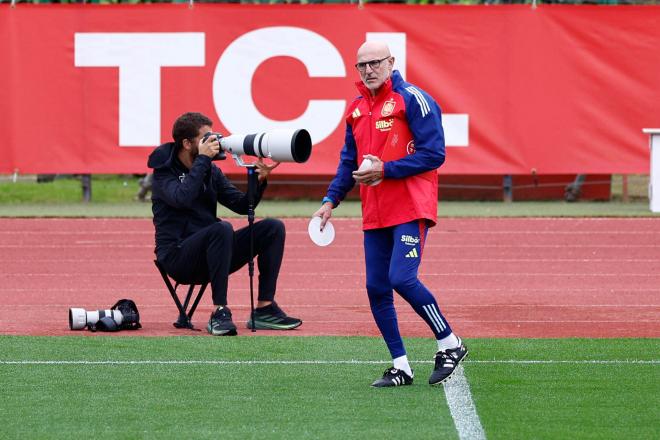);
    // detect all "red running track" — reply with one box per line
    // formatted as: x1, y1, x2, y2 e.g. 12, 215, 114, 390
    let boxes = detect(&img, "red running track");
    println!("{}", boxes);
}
1, 217, 659, 338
